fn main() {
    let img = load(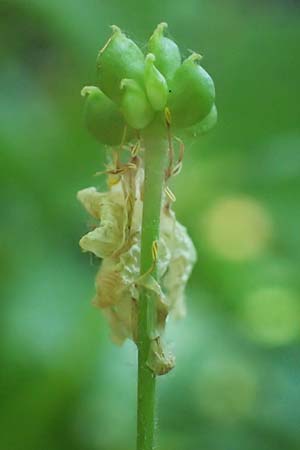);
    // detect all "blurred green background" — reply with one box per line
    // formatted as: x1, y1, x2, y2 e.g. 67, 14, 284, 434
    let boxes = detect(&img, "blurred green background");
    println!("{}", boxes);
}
1, 0, 300, 449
